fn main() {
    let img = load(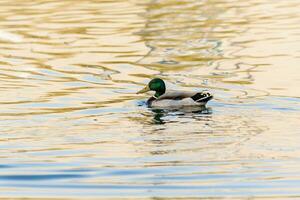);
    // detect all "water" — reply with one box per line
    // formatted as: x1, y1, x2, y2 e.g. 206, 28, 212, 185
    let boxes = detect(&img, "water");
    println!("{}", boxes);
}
0, 0, 300, 199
